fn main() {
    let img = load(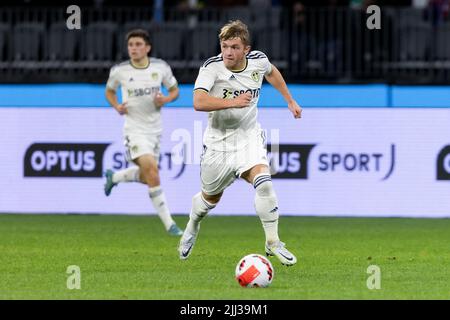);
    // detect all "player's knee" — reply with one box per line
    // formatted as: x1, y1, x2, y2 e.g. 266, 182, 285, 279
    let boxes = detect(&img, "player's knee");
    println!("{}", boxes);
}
202, 191, 222, 205
149, 175, 160, 187
141, 167, 160, 187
